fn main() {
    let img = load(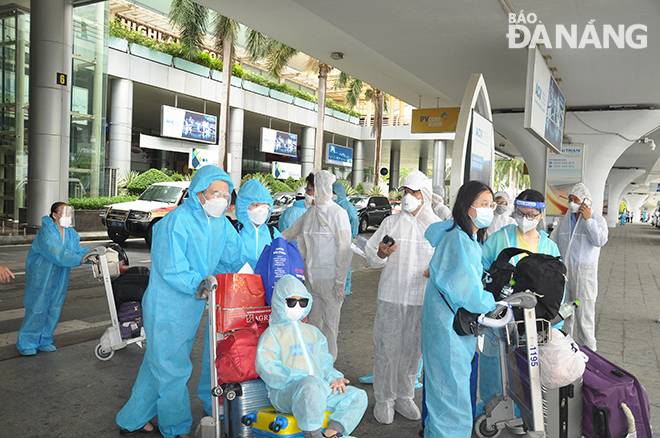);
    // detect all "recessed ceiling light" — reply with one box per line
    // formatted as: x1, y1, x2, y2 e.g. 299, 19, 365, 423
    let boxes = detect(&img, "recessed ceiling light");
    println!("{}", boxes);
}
330, 52, 344, 60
